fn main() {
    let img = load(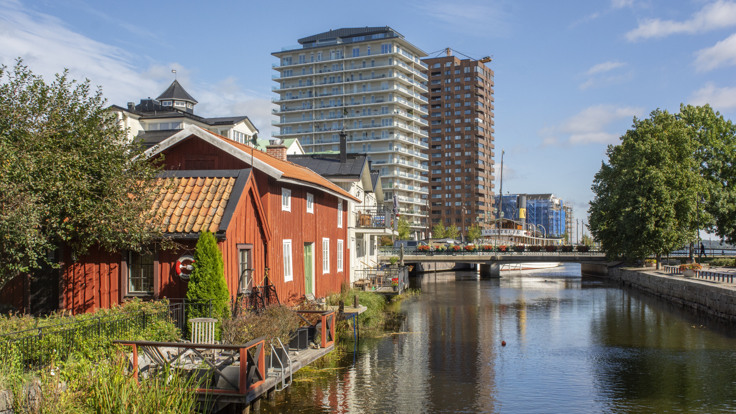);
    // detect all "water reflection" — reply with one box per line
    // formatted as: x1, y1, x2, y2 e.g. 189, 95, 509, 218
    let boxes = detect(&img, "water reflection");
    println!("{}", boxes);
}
263, 264, 736, 413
